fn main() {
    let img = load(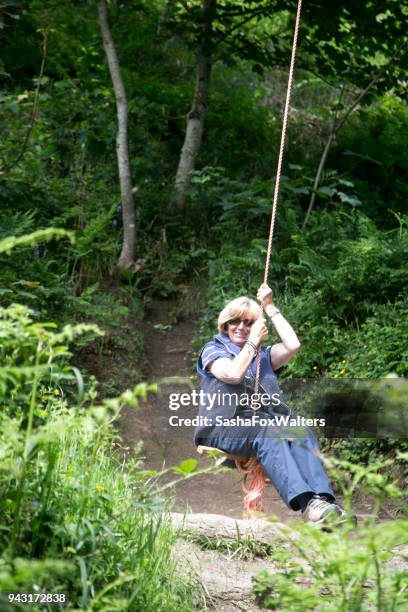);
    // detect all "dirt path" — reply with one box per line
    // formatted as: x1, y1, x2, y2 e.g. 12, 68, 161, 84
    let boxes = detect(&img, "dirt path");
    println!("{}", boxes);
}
118, 298, 397, 522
